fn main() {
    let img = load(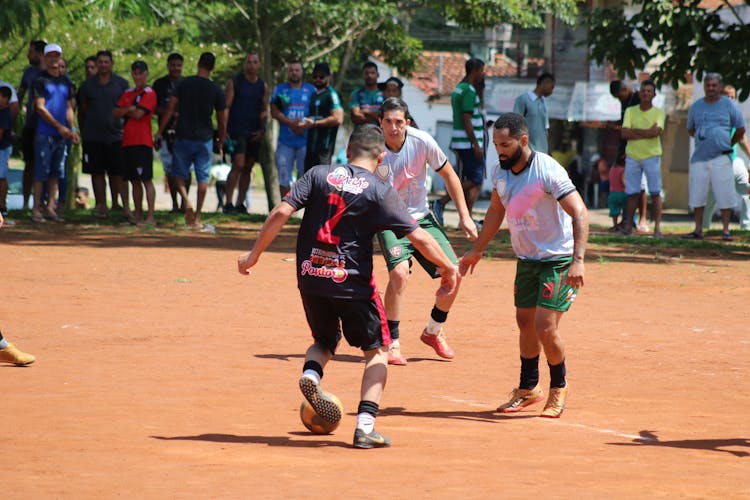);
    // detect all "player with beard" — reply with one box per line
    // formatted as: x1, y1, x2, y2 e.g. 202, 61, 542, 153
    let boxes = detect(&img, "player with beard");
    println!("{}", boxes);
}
460, 112, 588, 418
